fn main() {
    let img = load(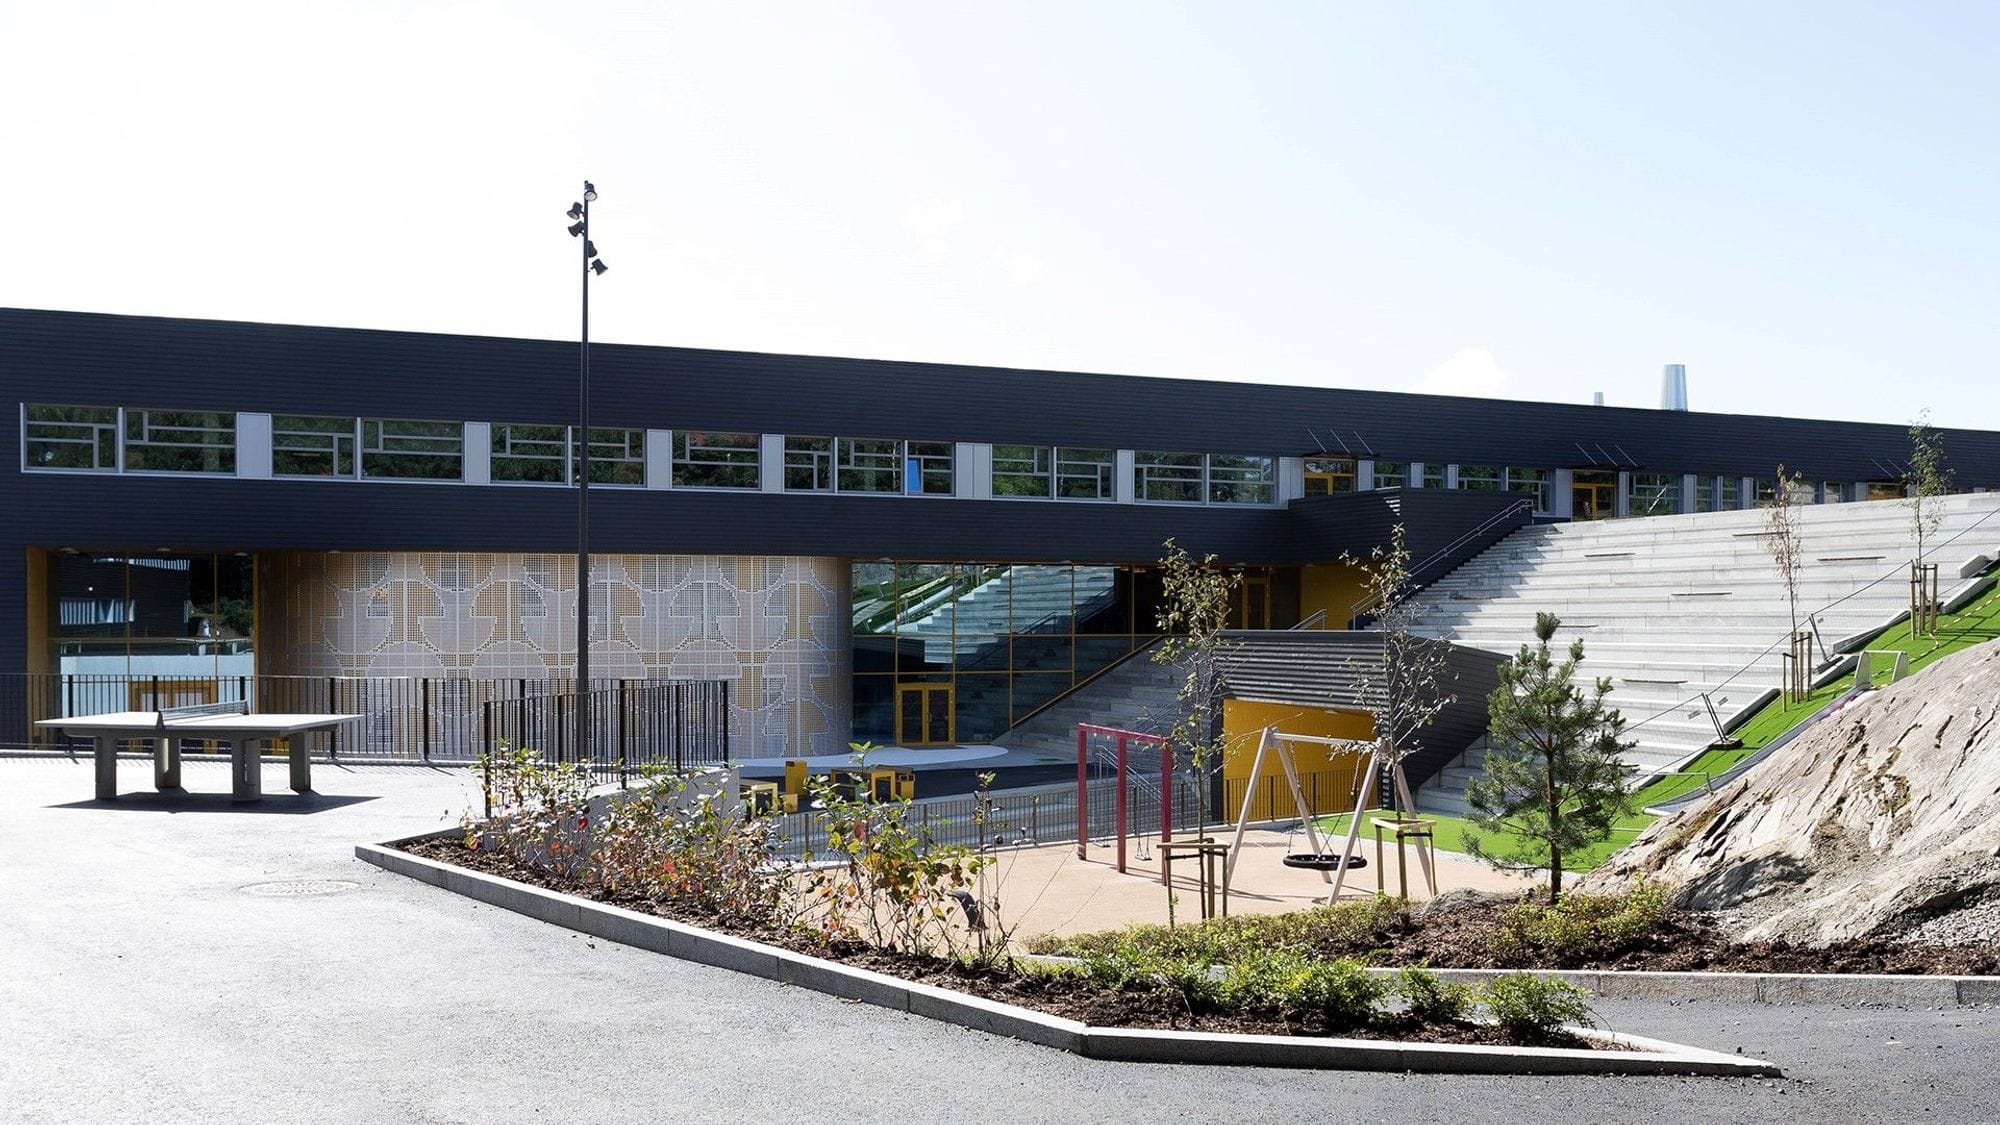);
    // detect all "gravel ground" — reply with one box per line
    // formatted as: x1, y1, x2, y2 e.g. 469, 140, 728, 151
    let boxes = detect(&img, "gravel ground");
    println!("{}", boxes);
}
2, 755, 1997, 1124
